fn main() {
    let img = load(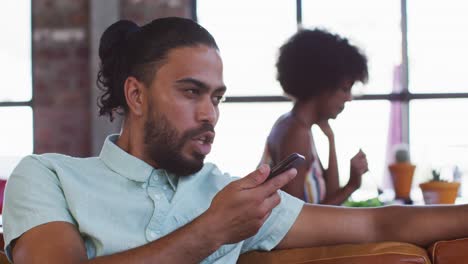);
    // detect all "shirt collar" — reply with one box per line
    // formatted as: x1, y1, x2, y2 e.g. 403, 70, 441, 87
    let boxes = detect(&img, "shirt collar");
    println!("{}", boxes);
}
99, 135, 181, 191
99, 134, 154, 183
166, 172, 178, 190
